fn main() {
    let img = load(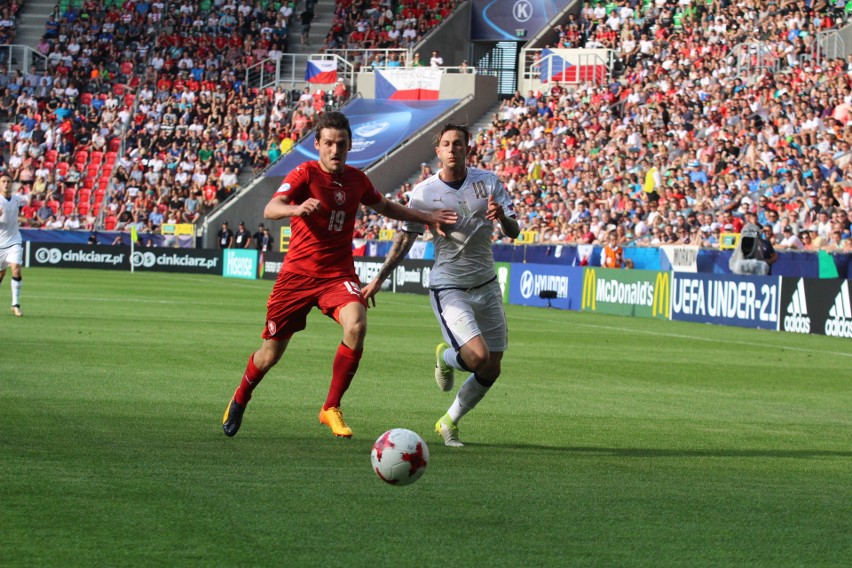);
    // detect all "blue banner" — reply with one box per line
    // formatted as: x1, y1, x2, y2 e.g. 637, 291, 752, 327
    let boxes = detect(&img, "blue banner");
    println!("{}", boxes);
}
471, 0, 573, 41
266, 99, 458, 176
671, 273, 781, 330
508, 263, 584, 310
